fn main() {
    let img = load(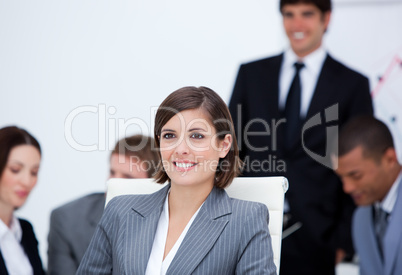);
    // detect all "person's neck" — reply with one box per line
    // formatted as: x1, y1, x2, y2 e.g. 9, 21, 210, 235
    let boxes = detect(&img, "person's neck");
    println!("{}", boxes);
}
377, 165, 402, 204
168, 183, 213, 218
293, 43, 323, 59
0, 203, 13, 228
391, 165, 402, 185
